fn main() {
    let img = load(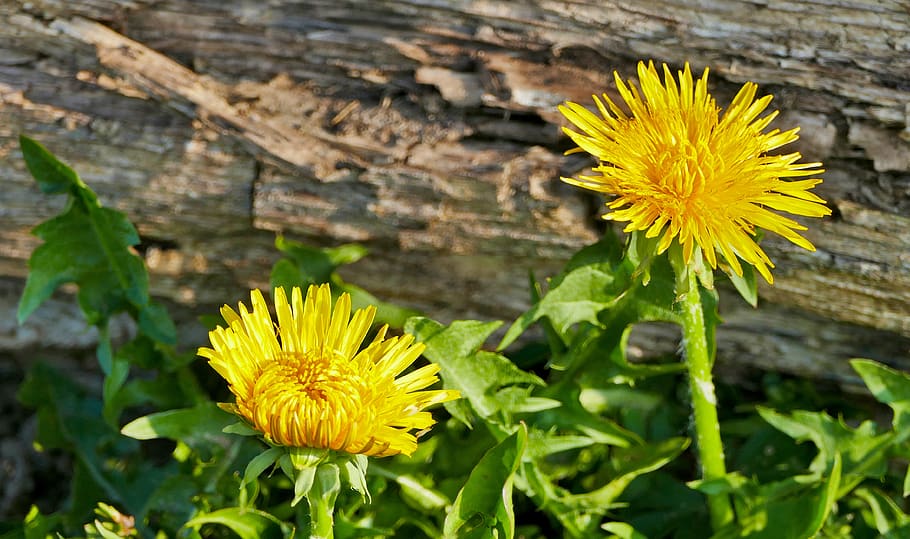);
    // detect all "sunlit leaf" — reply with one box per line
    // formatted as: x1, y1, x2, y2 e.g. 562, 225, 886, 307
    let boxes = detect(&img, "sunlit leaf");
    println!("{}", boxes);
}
21, 505, 60, 539
602, 521, 648, 539
725, 263, 758, 308
407, 317, 544, 426
185, 507, 289, 539
121, 401, 236, 453
853, 487, 910, 533
500, 234, 627, 349
852, 359, 910, 436
443, 424, 527, 539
